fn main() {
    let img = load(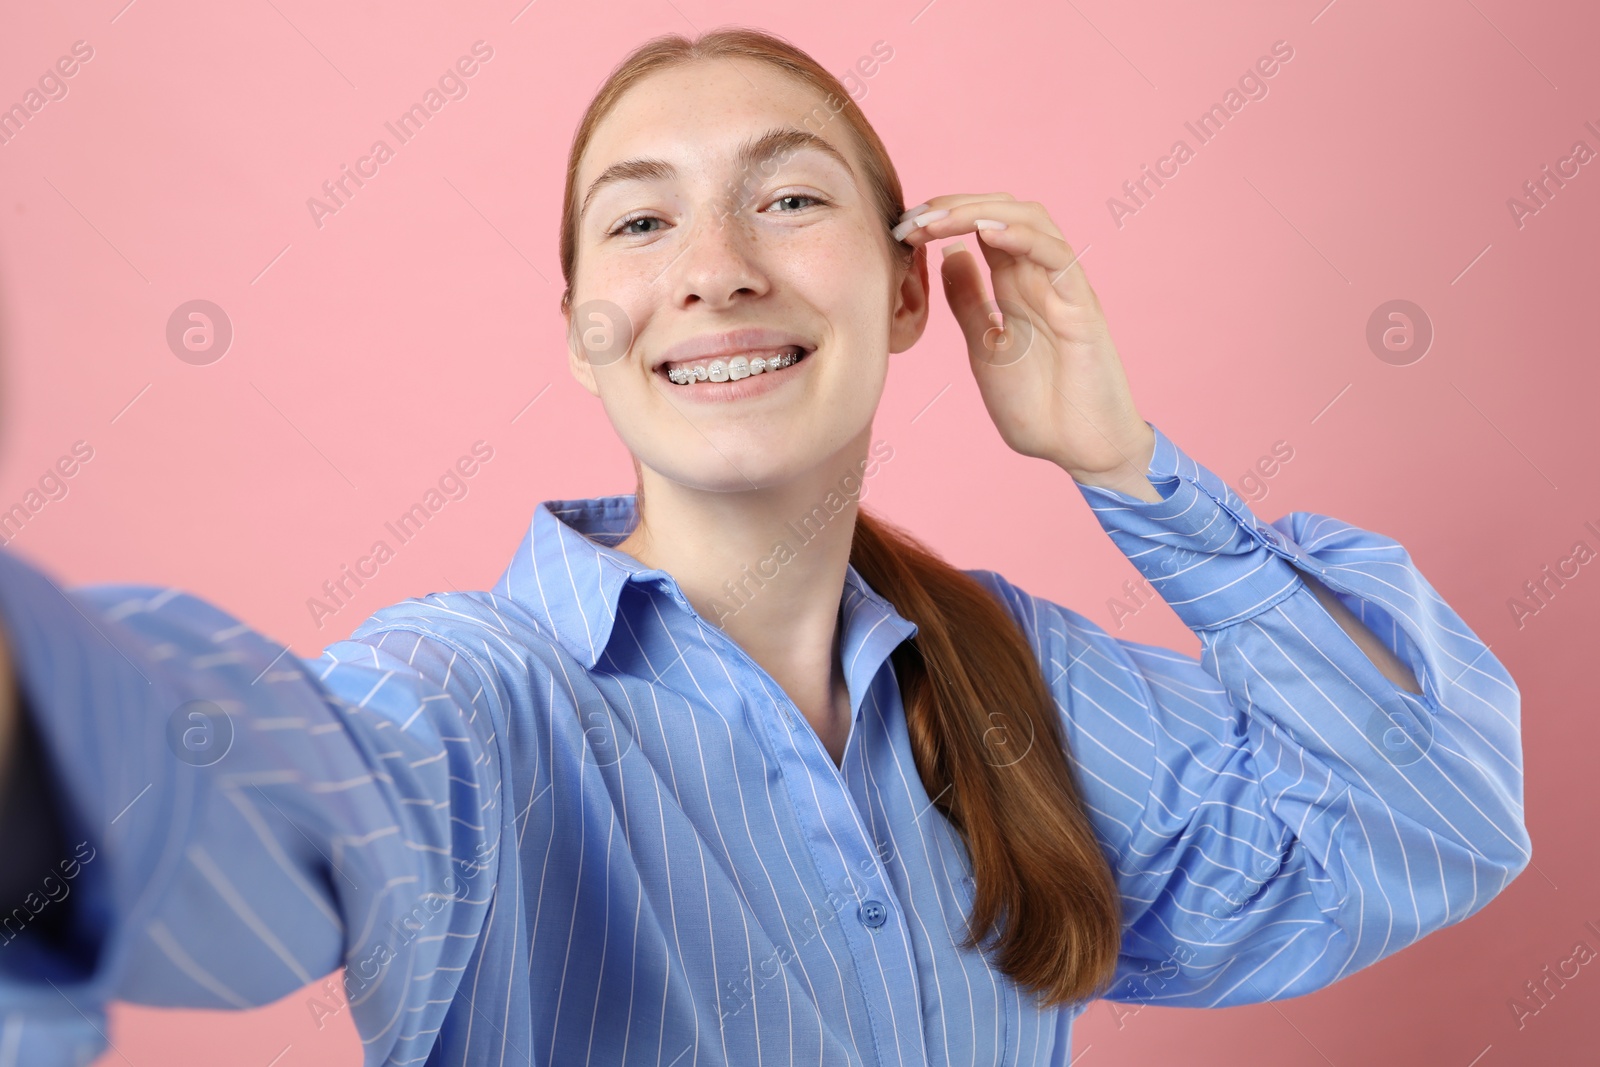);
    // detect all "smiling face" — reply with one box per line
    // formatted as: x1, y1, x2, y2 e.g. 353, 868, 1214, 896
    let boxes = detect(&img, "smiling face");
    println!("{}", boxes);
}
565, 57, 929, 494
